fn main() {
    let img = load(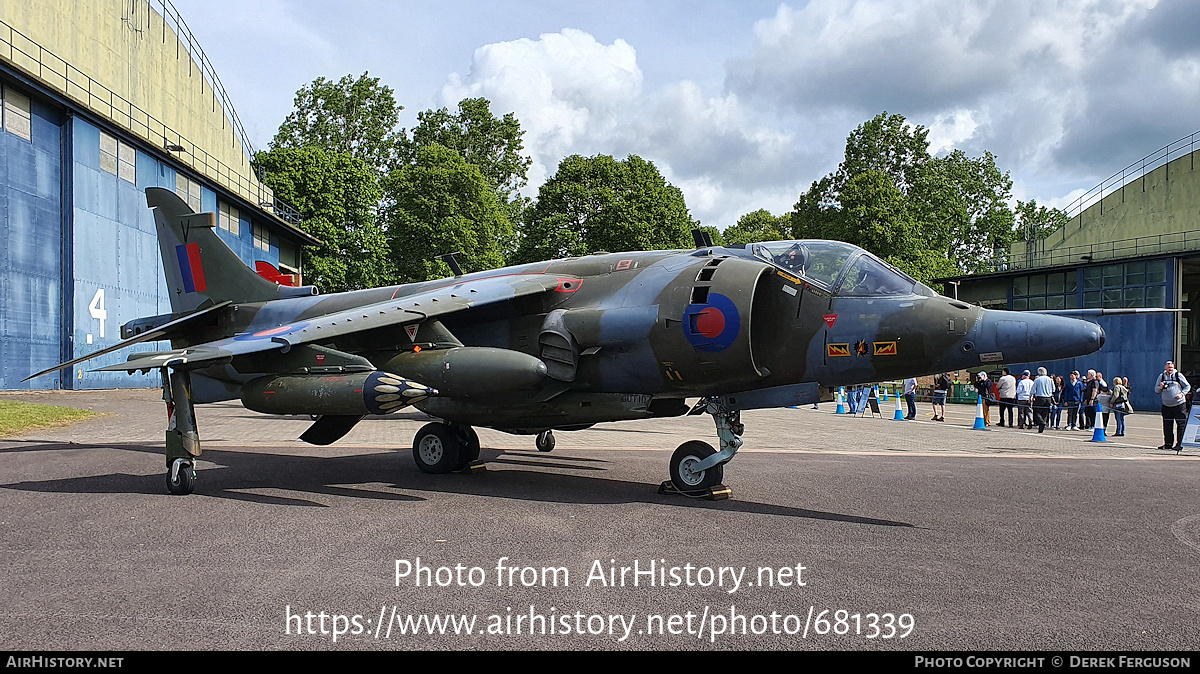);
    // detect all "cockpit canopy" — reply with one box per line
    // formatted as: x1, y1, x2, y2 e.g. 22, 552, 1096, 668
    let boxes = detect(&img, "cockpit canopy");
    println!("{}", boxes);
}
749, 240, 933, 297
